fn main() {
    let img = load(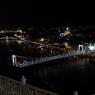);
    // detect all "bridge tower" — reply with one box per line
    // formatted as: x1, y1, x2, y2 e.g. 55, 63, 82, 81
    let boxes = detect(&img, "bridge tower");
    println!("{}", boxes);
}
78, 44, 84, 52
12, 55, 17, 66
6, 36, 9, 43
